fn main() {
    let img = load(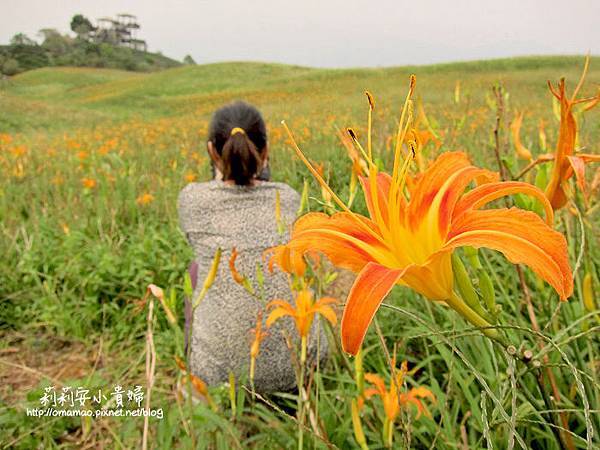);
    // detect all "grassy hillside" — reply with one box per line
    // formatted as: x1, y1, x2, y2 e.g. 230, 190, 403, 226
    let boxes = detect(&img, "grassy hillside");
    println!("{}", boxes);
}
2, 55, 599, 132
1, 56, 599, 449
